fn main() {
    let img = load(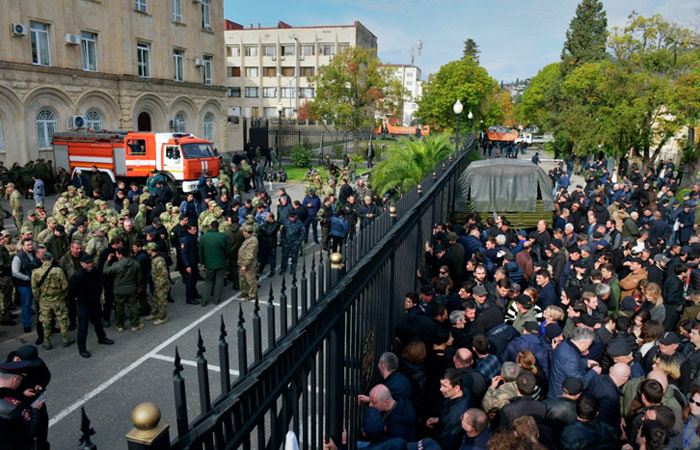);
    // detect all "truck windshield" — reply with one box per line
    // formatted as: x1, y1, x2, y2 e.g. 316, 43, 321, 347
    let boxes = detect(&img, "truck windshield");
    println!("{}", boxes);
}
181, 143, 215, 159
